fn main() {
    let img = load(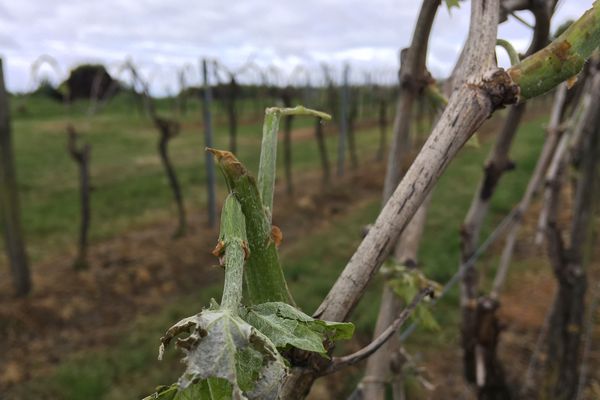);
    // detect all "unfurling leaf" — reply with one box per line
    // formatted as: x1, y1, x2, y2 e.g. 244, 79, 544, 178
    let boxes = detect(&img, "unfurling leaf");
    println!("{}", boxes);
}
243, 302, 354, 356
383, 262, 442, 332
154, 309, 287, 400
415, 305, 440, 332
